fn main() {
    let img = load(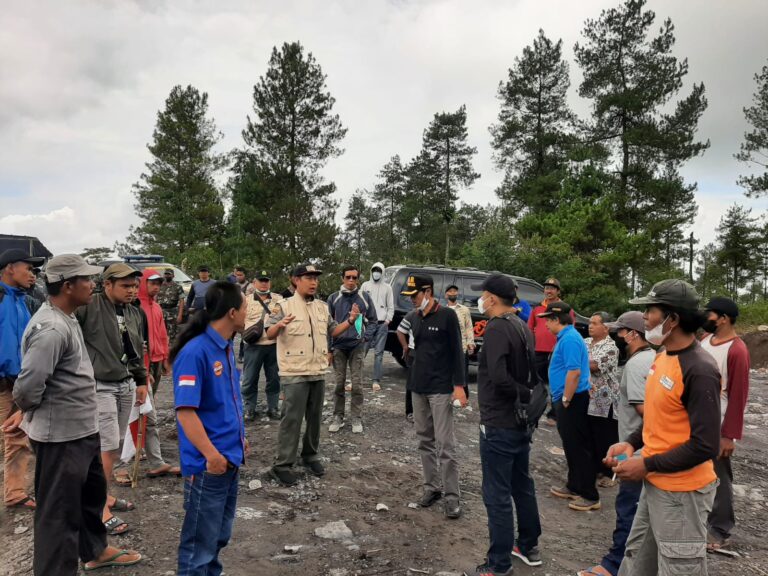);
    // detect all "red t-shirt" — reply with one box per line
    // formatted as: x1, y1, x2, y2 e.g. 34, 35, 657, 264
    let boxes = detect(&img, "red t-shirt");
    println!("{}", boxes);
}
528, 301, 576, 353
